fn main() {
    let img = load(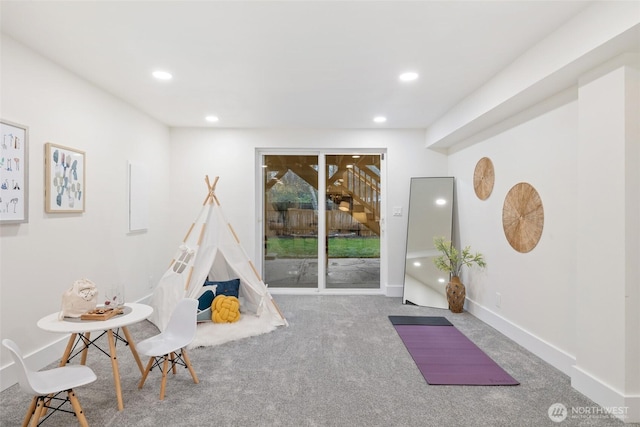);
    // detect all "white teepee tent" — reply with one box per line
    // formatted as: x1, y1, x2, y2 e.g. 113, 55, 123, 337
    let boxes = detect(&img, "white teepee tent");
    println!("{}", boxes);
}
149, 176, 287, 337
